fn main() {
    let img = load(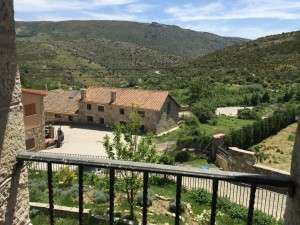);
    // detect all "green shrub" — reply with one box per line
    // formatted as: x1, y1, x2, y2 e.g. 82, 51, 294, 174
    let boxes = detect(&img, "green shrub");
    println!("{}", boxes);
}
158, 153, 175, 165
55, 167, 77, 188
149, 175, 174, 186
93, 190, 109, 204
190, 189, 211, 204
192, 102, 215, 123
238, 108, 259, 120
174, 150, 191, 162
135, 191, 153, 207
168, 201, 185, 214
